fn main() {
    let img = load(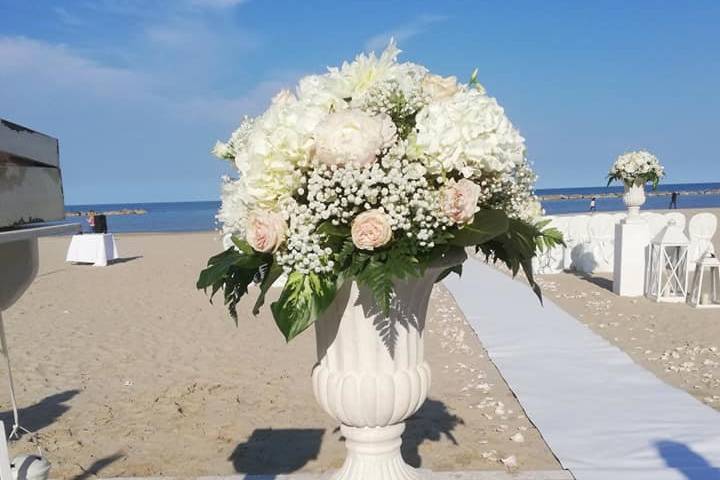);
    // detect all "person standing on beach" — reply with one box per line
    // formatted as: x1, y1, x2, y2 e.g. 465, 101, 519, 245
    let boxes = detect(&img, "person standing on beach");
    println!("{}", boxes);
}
670, 191, 679, 209
87, 211, 96, 233
589, 197, 597, 213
